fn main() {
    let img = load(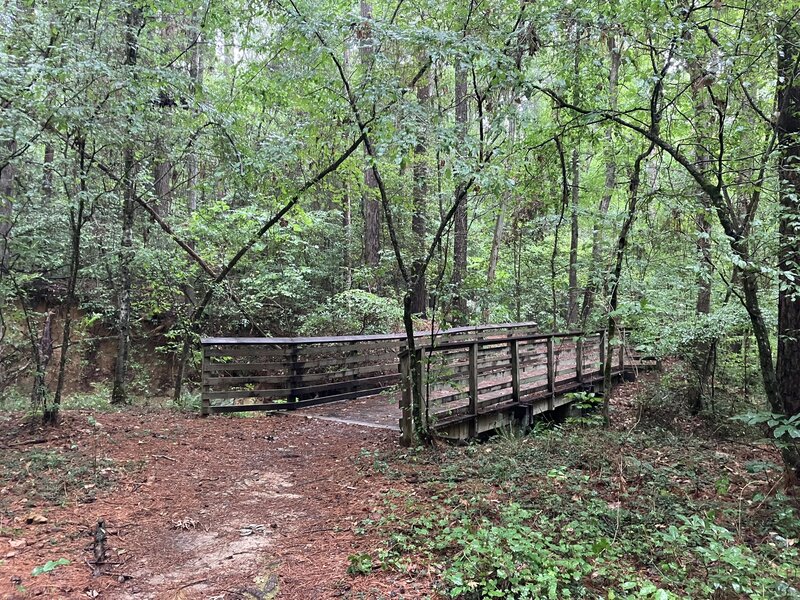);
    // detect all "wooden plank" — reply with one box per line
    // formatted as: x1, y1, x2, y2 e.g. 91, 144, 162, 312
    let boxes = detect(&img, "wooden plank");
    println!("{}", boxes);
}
204, 361, 398, 386
468, 343, 479, 437
203, 338, 404, 358
546, 337, 555, 411
203, 373, 400, 400
201, 321, 540, 349
204, 350, 397, 372
201, 348, 211, 417
207, 385, 389, 413
399, 352, 413, 446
